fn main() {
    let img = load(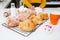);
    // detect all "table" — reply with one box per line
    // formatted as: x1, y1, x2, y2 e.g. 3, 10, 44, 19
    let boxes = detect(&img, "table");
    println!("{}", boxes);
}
0, 8, 60, 40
